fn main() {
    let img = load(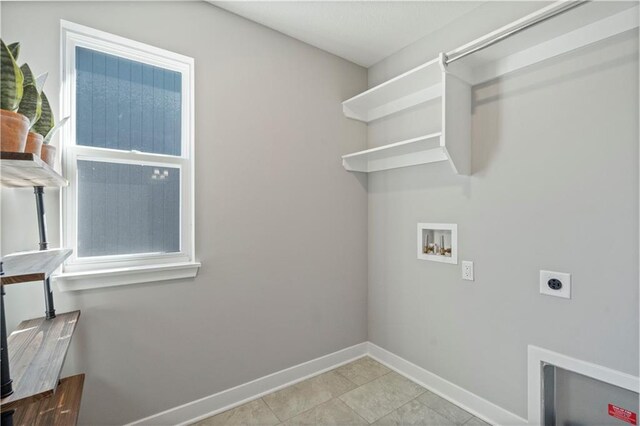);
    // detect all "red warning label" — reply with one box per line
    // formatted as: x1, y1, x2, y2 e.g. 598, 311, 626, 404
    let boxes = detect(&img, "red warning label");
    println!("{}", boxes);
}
609, 404, 637, 425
